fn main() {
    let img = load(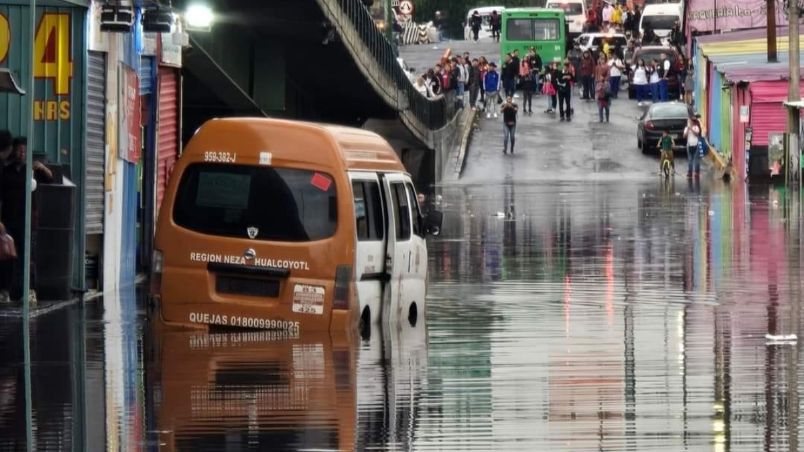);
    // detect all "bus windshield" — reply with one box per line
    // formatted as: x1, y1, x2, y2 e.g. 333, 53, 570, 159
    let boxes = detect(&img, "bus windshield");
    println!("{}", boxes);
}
506, 18, 560, 41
